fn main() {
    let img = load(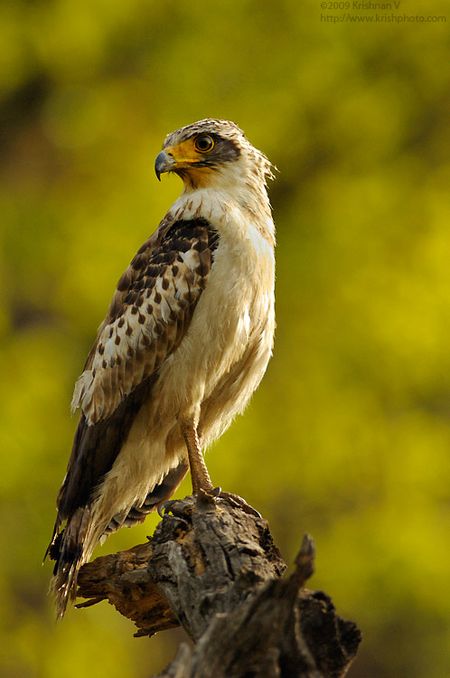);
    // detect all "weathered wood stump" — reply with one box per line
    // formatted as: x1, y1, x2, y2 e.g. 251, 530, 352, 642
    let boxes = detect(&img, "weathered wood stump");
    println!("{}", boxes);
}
77, 495, 361, 677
